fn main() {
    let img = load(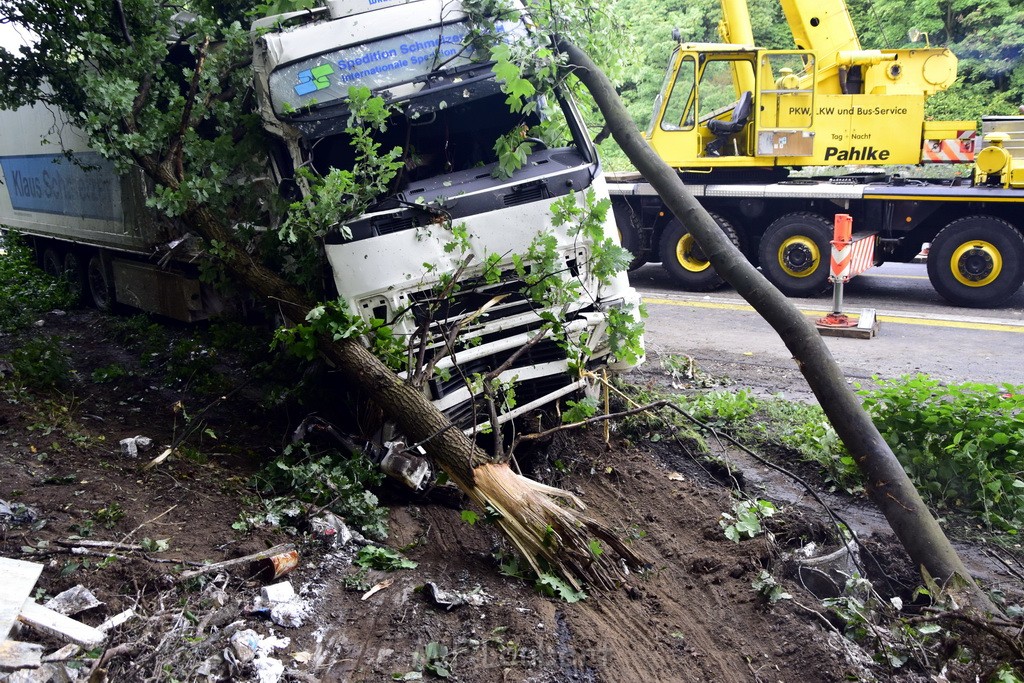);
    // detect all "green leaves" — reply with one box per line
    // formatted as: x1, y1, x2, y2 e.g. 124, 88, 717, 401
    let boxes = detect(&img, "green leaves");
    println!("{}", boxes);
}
355, 546, 418, 571
0, 233, 77, 333
535, 573, 586, 602
860, 374, 1024, 531
719, 499, 777, 543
